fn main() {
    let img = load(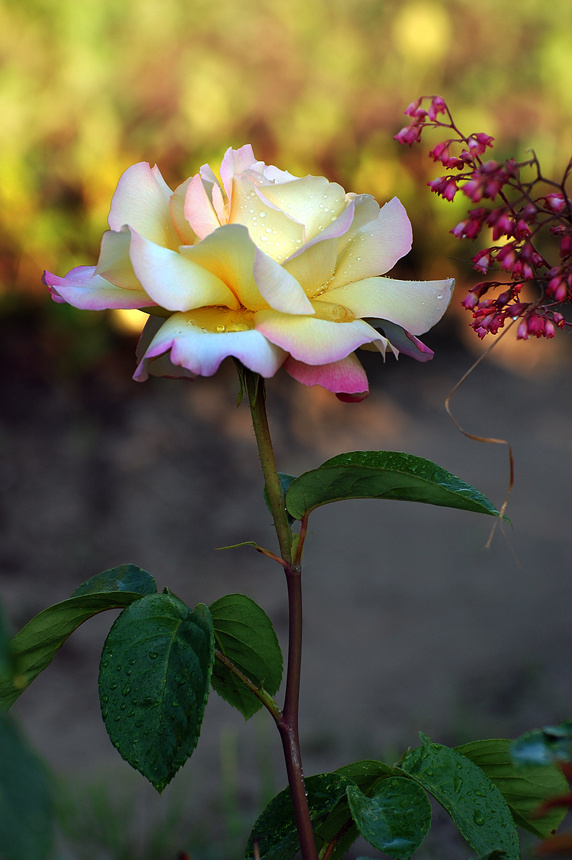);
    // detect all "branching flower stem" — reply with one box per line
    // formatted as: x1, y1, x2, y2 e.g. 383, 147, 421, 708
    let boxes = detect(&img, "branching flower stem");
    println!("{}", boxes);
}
245, 369, 318, 860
